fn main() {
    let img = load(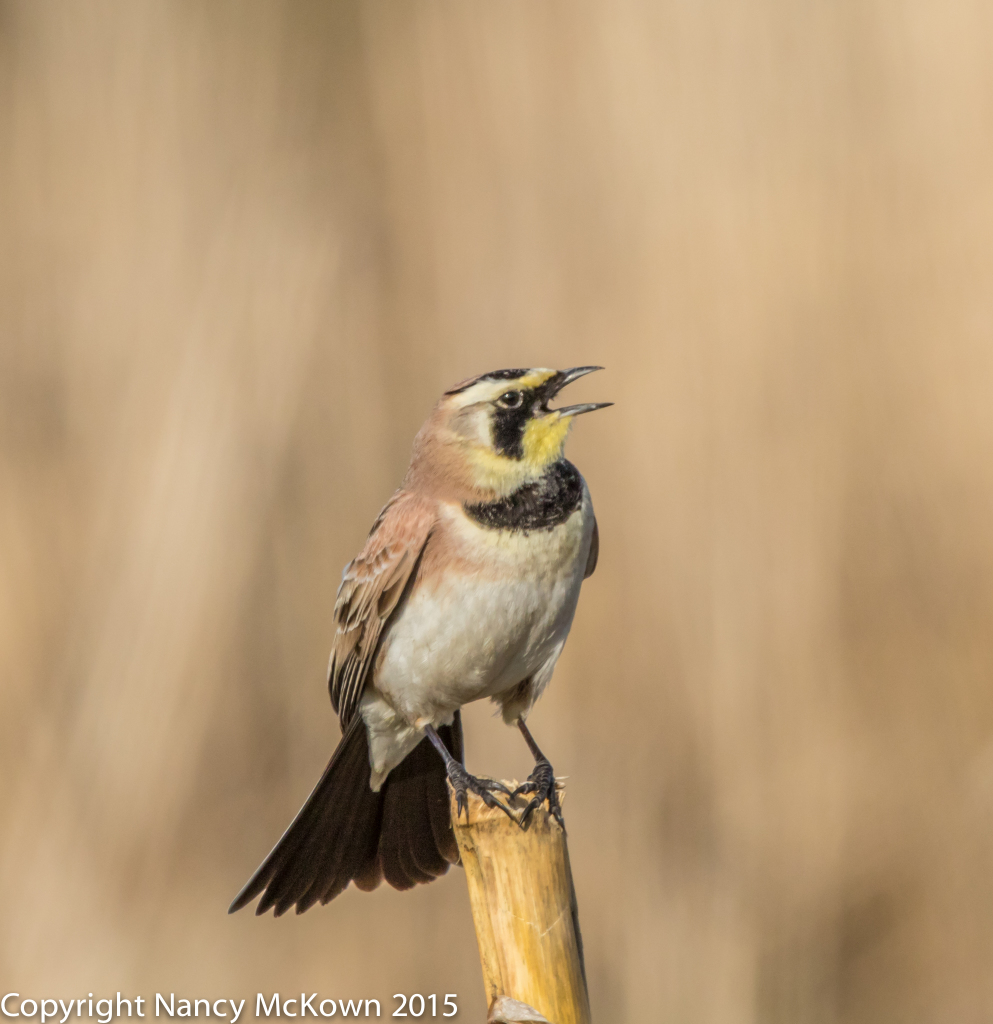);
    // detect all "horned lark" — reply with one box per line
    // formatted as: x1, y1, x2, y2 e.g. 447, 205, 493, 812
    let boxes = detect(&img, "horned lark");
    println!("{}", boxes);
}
230, 367, 610, 916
